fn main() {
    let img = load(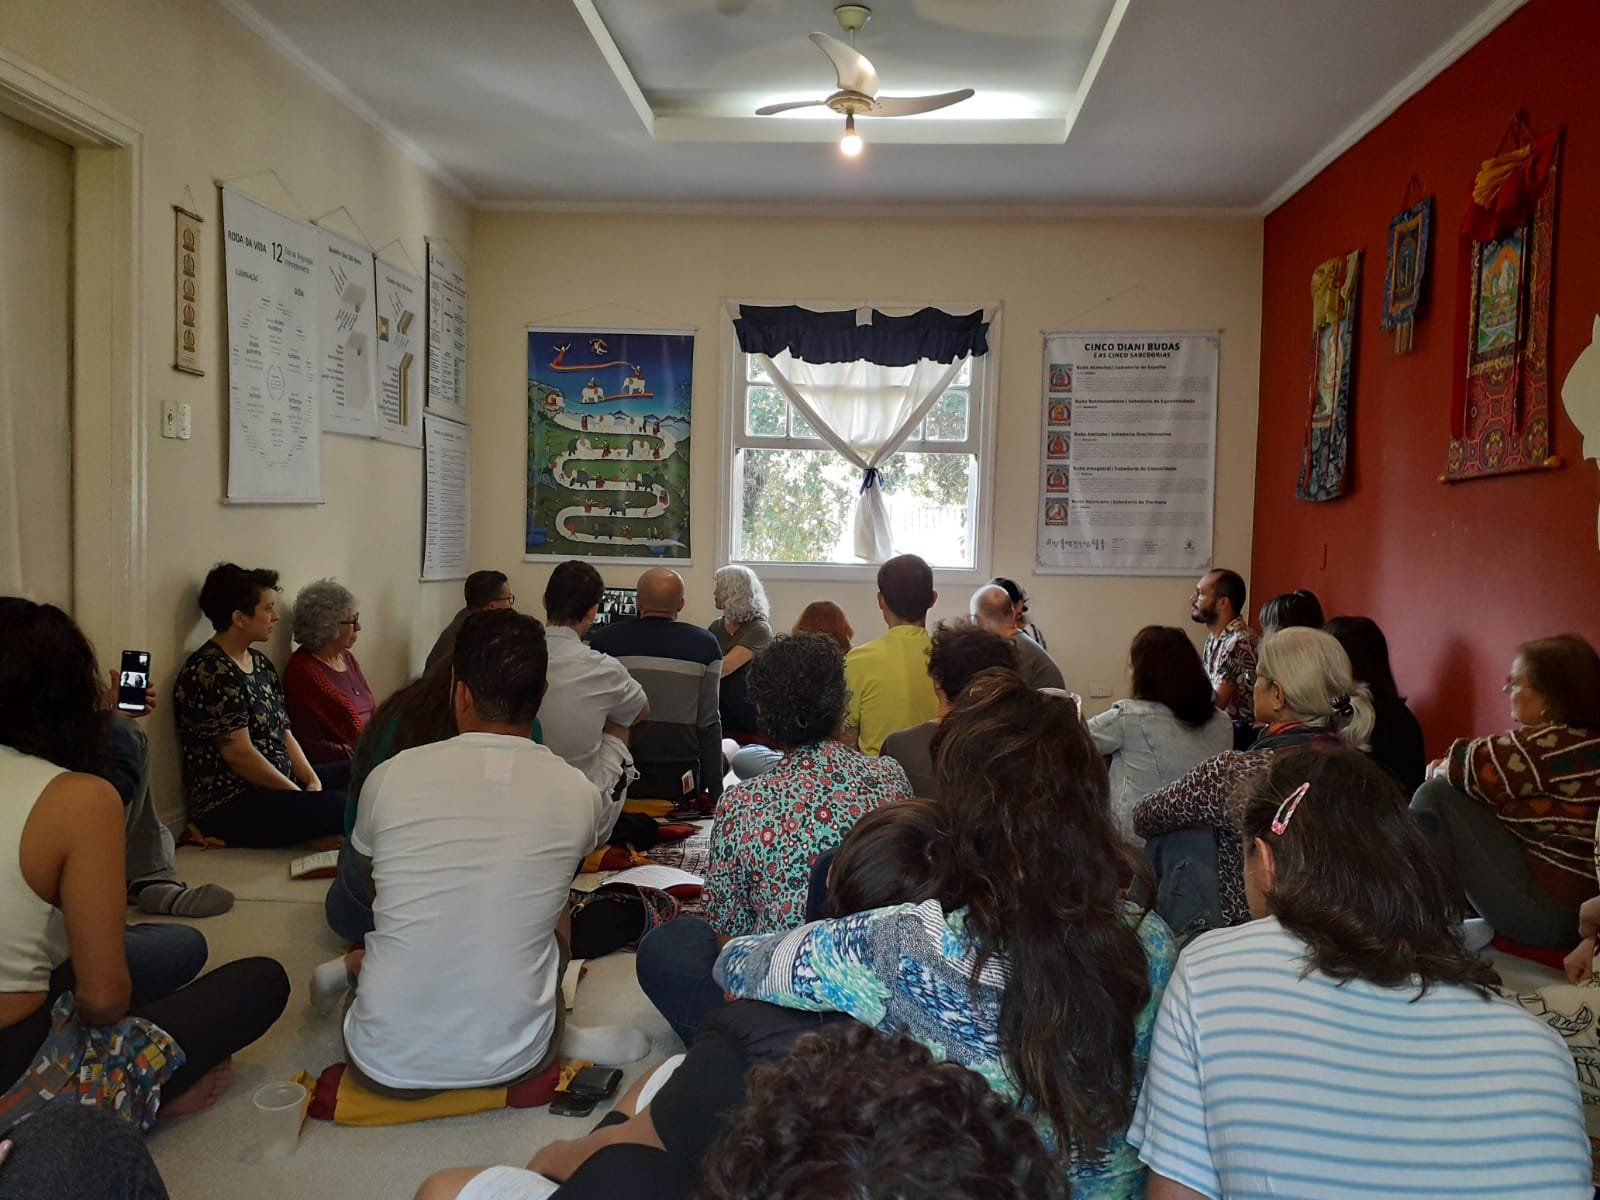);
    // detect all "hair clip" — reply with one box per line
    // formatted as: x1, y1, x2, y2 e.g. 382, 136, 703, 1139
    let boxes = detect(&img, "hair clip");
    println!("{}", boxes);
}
1331, 693, 1354, 719
1271, 782, 1311, 836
